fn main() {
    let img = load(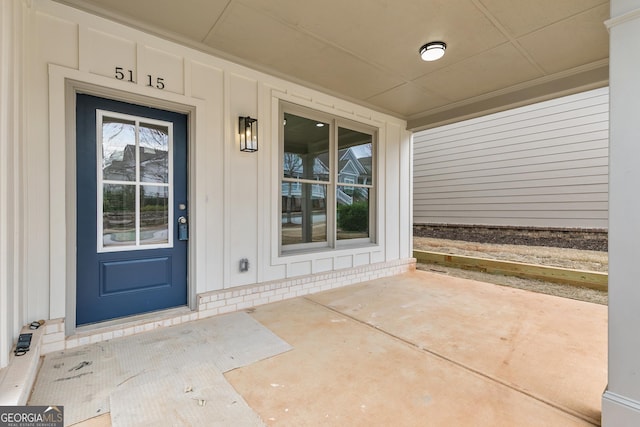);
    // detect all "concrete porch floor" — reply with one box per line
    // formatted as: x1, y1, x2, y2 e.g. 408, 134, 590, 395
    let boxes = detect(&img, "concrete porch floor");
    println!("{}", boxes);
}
67, 270, 607, 426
